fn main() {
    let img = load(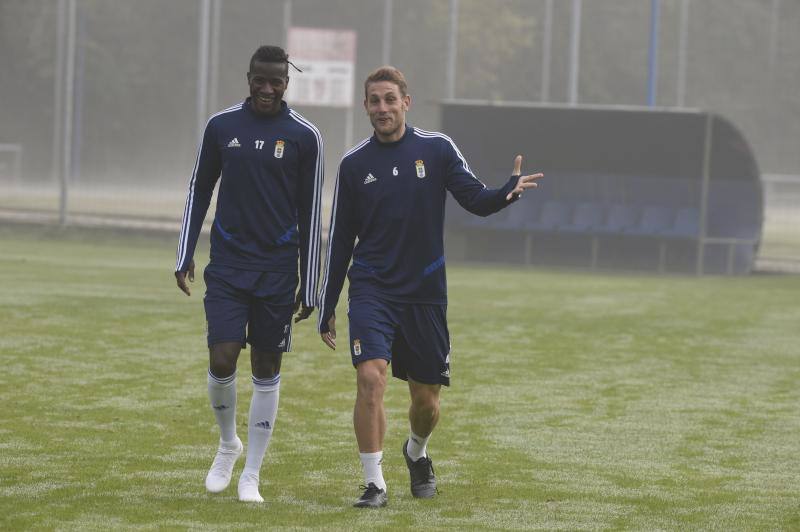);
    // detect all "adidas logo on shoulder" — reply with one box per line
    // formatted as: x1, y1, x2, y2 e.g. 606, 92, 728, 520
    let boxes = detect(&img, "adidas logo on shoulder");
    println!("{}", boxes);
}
364, 173, 377, 185
227, 137, 241, 148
